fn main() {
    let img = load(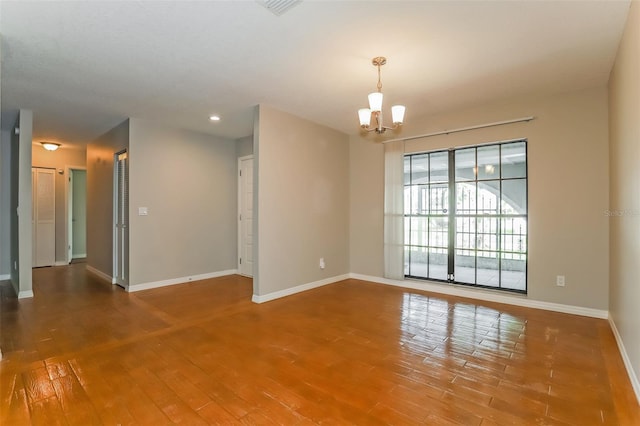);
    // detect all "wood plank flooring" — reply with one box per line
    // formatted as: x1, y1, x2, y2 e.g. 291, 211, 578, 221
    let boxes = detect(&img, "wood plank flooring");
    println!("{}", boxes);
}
1, 263, 638, 425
